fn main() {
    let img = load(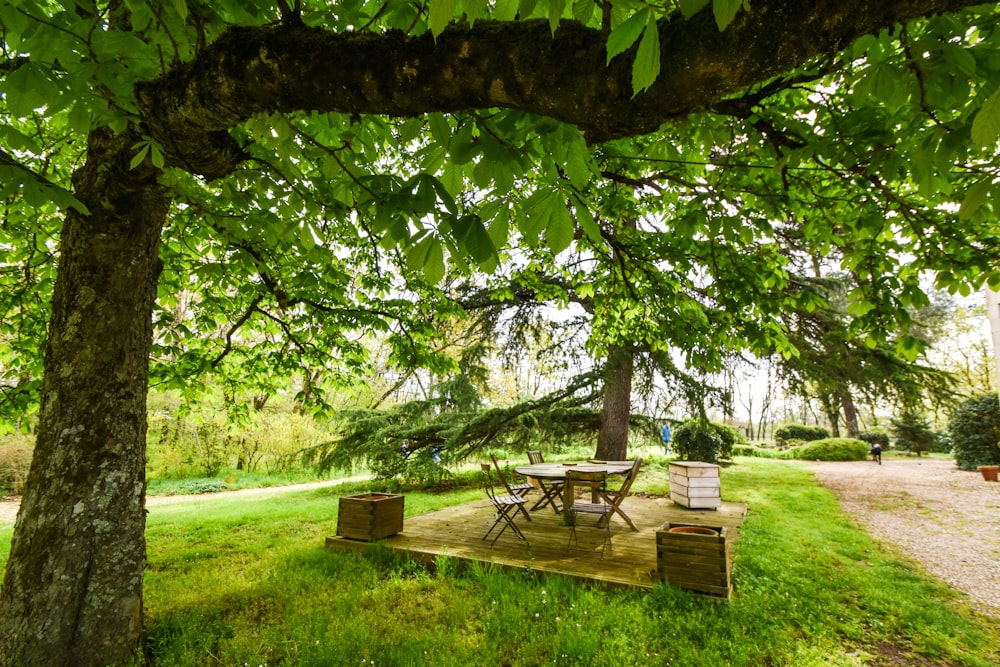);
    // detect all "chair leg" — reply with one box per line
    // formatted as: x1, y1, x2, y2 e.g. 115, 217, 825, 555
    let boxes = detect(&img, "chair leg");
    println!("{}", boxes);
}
531, 484, 563, 513
566, 510, 613, 560
483, 505, 528, 546
566, 509, 578, 549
